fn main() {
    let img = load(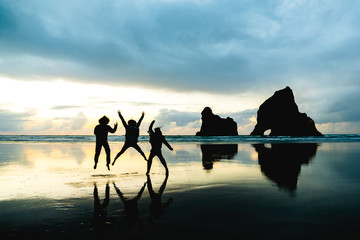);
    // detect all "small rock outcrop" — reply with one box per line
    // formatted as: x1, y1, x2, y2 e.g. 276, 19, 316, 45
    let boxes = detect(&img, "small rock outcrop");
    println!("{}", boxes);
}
250, 86, 322, 136
196, 107, 238, 136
